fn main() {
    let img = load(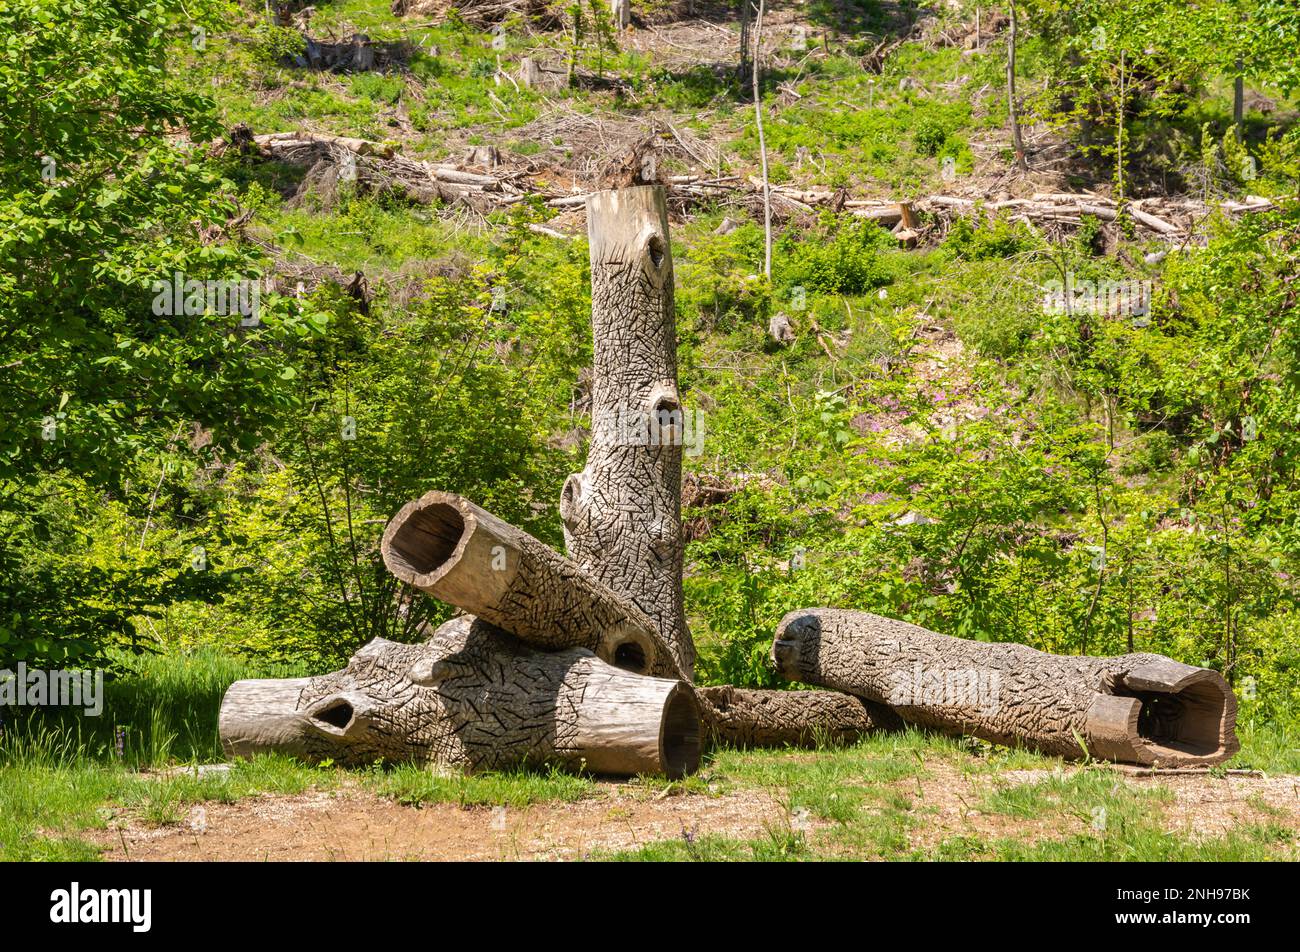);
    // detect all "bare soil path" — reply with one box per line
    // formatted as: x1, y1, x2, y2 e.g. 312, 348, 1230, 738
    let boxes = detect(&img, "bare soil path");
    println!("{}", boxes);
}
90, 765, 1300, 861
